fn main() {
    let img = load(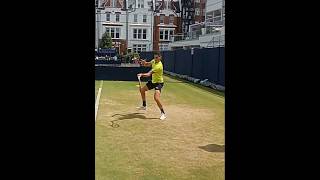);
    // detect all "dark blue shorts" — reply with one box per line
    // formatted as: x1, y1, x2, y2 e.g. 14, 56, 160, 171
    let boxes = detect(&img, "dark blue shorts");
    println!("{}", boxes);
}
146, 81, 164, 92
